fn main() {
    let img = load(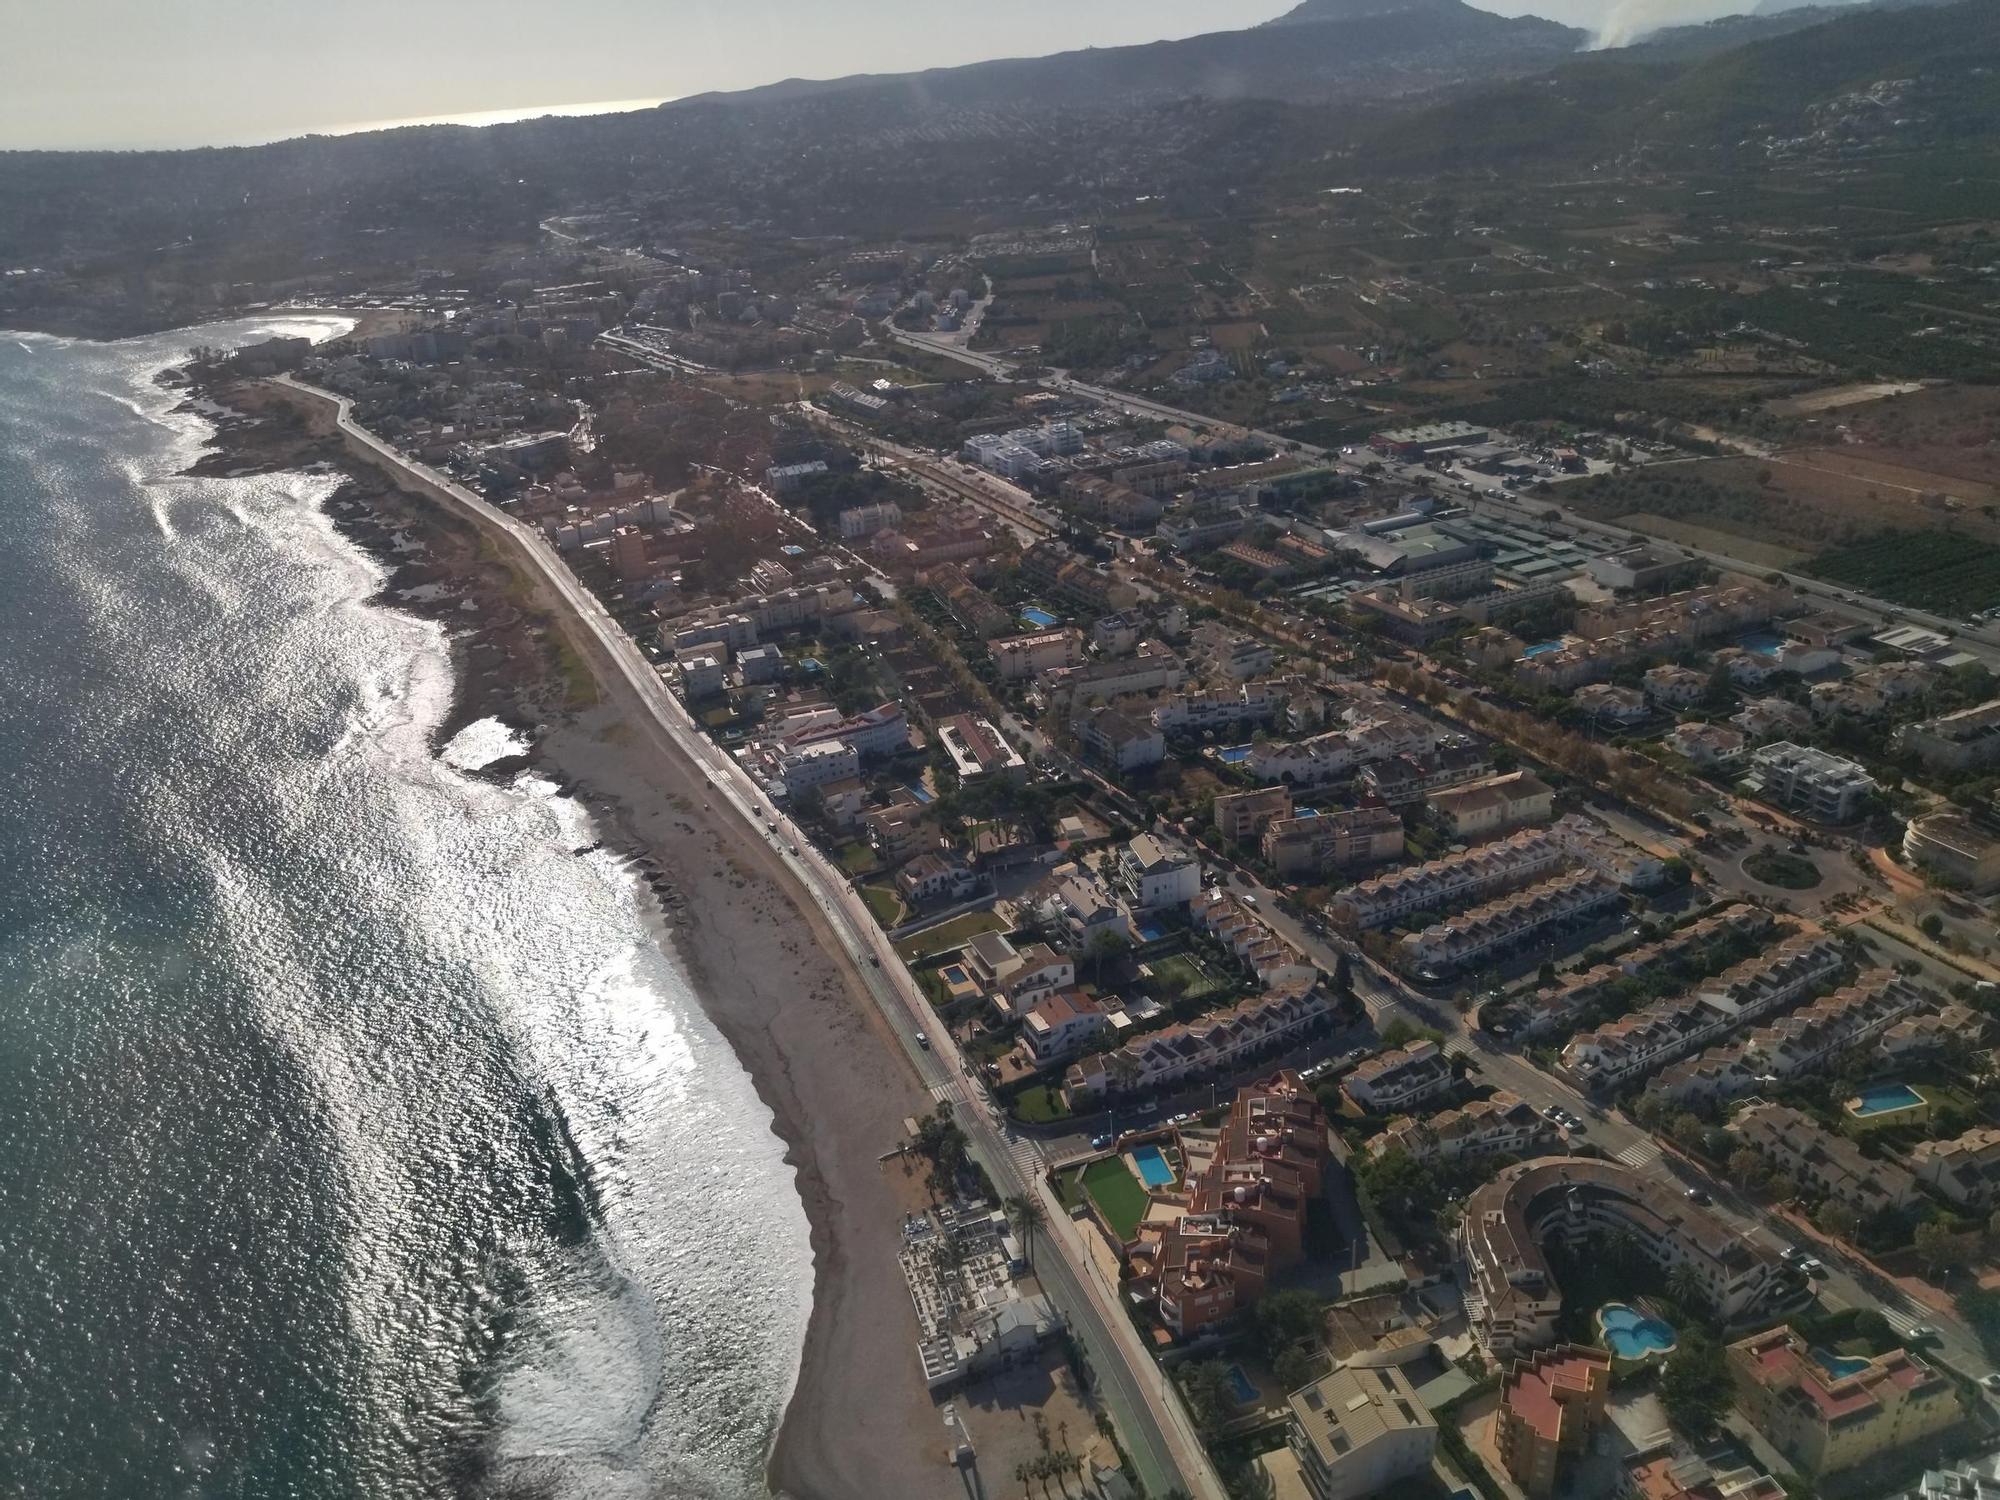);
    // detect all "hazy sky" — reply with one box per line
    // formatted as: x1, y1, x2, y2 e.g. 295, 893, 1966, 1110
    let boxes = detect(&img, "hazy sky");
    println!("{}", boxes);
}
0, 0, 1748, 152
